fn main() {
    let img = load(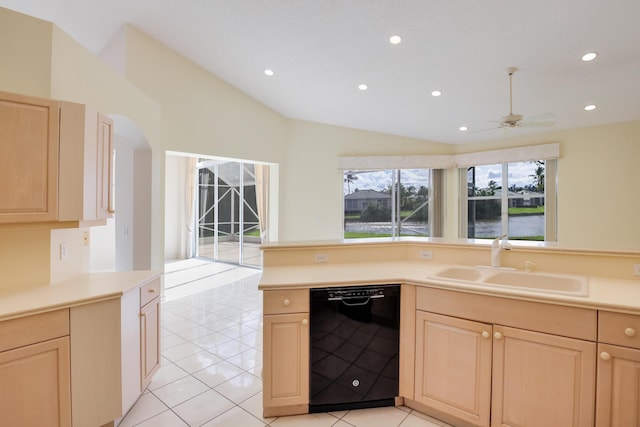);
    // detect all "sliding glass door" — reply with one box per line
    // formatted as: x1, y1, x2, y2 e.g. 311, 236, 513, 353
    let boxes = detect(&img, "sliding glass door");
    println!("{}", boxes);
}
196, 159, 262, 267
